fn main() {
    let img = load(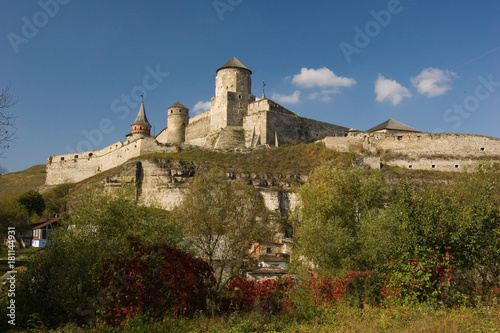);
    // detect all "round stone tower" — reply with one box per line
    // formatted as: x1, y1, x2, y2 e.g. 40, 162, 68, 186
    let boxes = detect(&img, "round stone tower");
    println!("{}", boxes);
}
167, 101, 189, 144
211, 57, 255, 130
